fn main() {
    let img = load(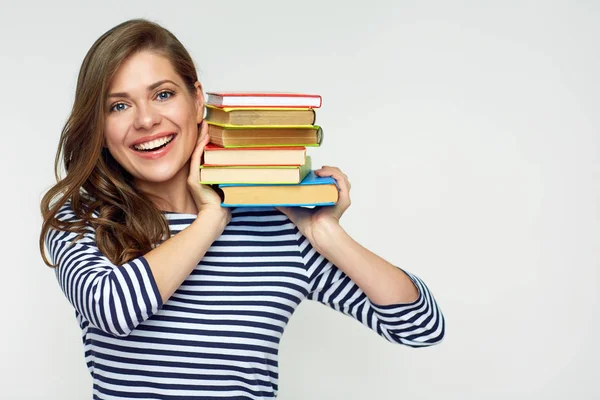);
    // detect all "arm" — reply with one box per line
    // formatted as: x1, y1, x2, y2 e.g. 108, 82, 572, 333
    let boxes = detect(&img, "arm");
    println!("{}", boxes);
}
278, 166, 445, 347
309, 222, 419, 305
47, 207, 227, 338
300, 231, 445, 347
144, 210, 228, 302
